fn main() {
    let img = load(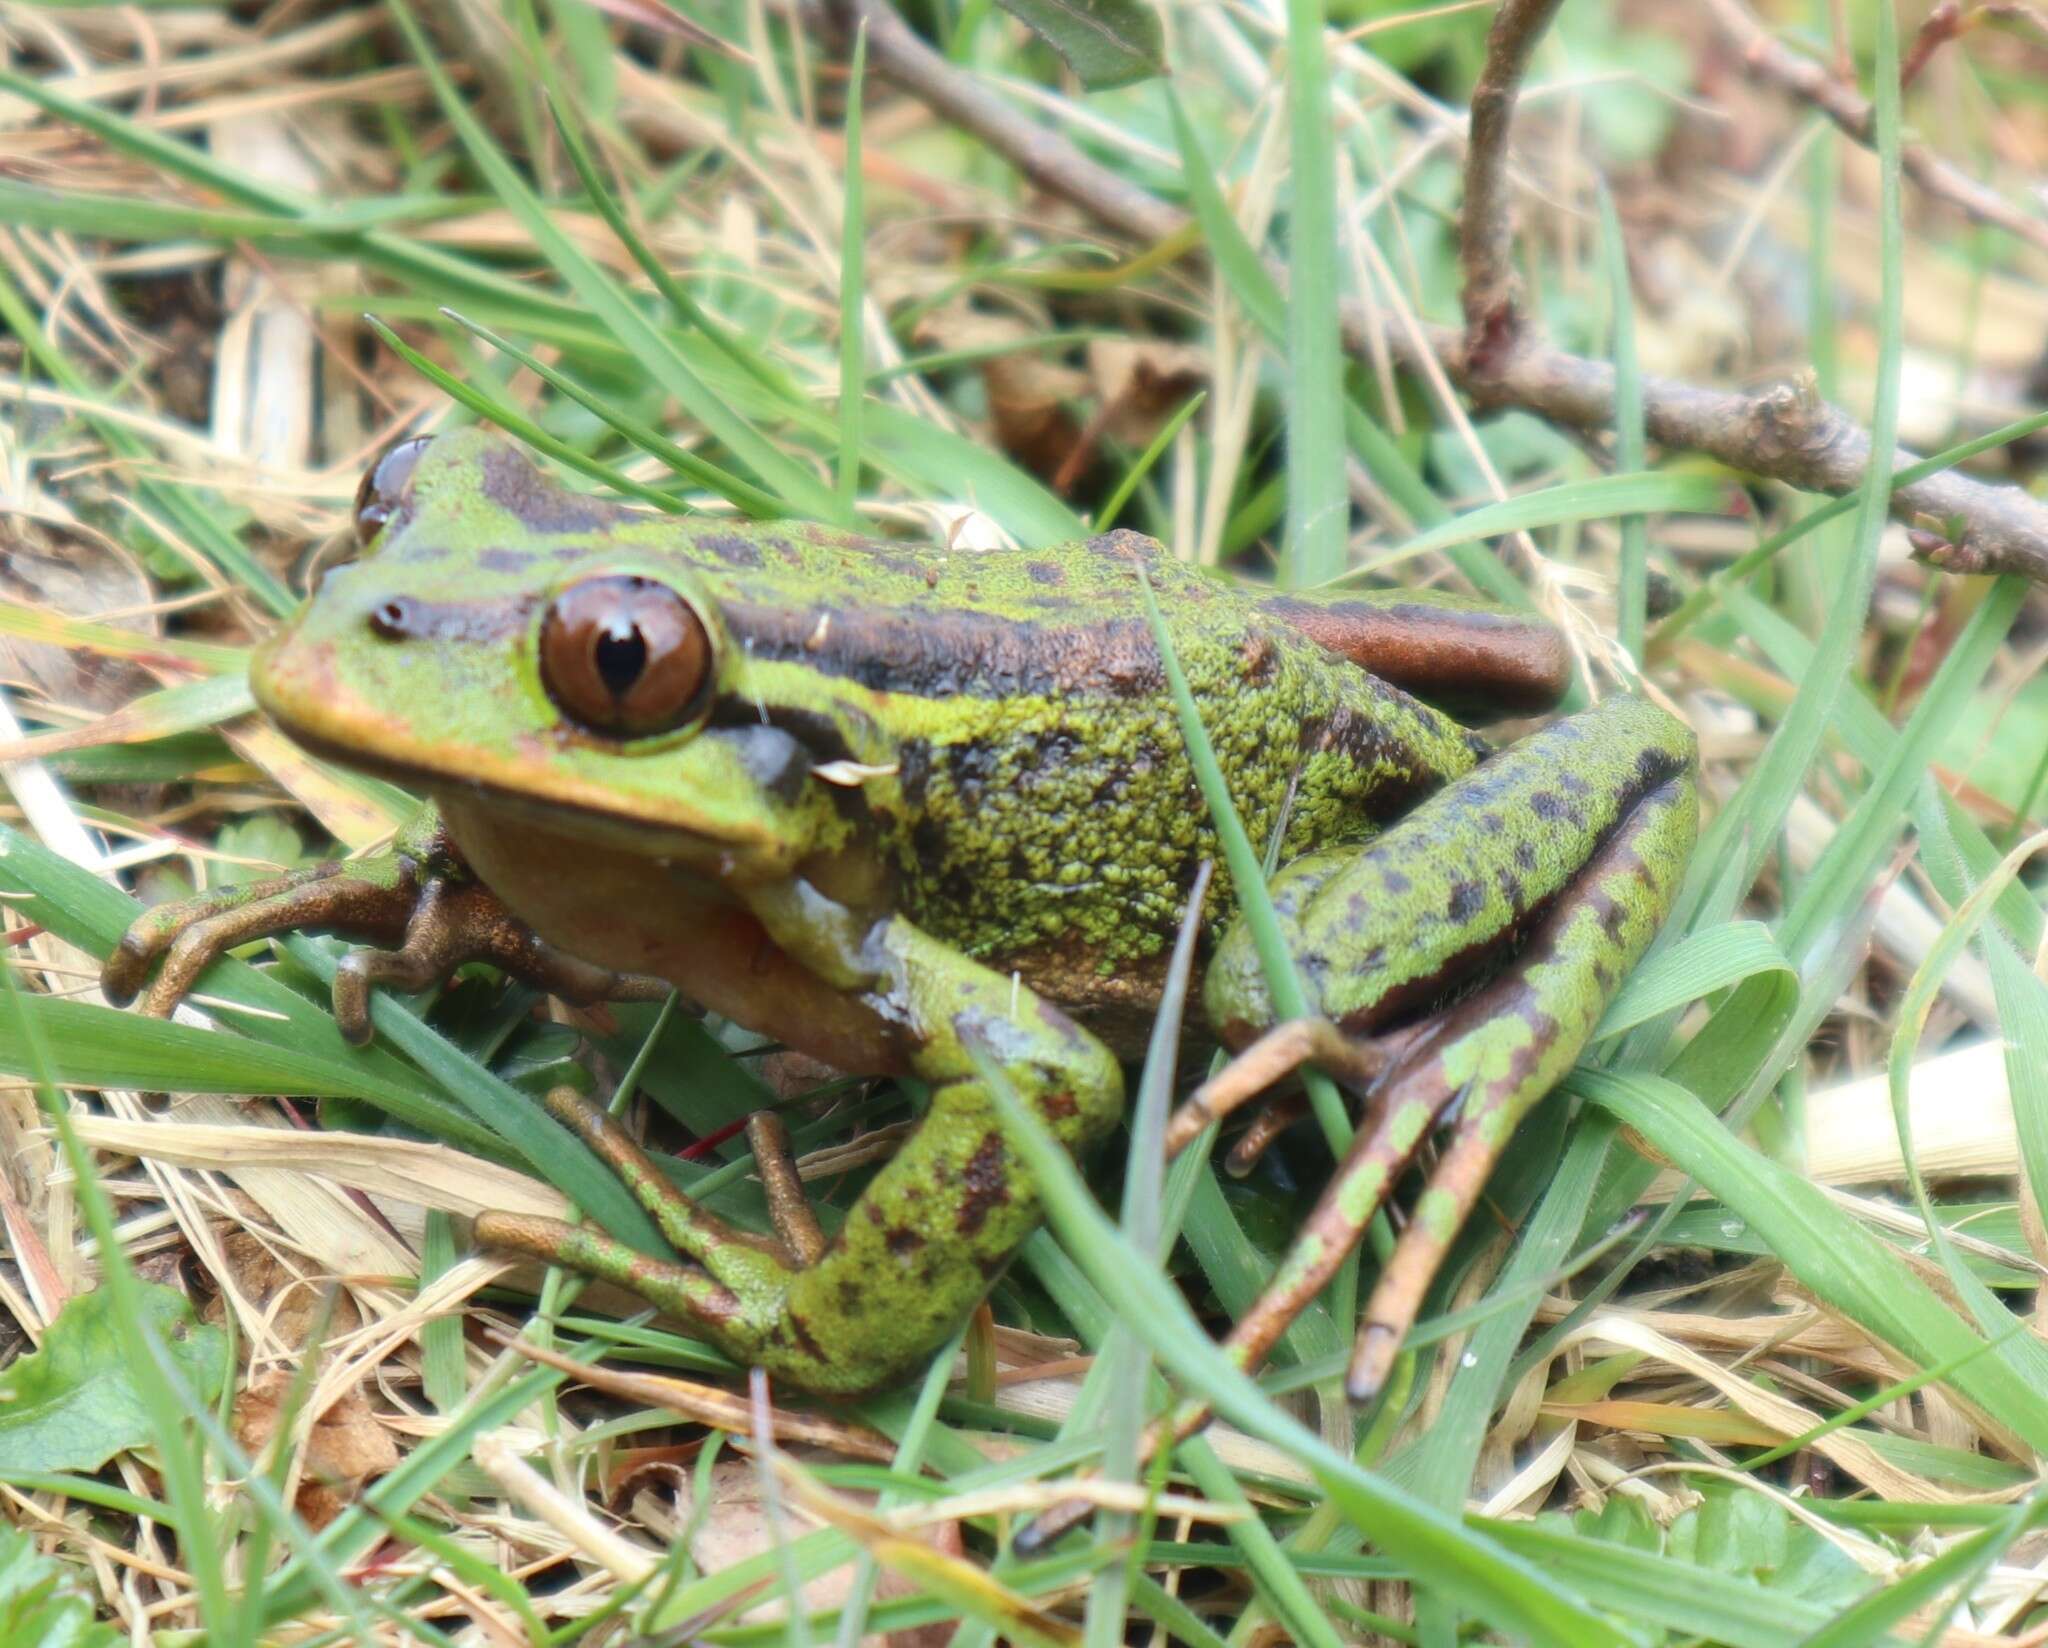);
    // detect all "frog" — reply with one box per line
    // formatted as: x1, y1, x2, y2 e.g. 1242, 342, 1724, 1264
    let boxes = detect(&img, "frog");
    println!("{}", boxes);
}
103, 427, 1697, 1415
